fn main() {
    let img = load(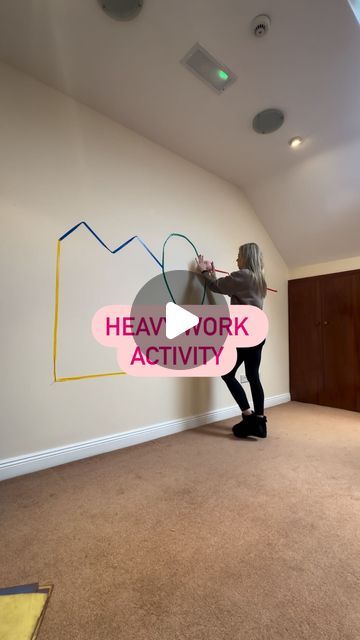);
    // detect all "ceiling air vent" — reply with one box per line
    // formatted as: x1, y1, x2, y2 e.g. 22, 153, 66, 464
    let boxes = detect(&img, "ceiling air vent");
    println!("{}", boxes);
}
181, 43, 237, 94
